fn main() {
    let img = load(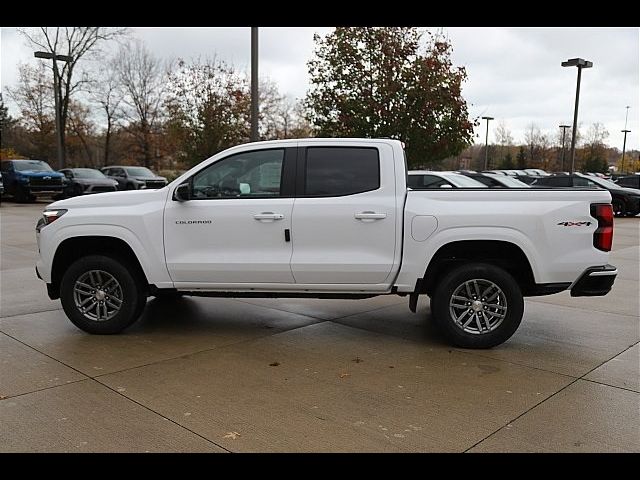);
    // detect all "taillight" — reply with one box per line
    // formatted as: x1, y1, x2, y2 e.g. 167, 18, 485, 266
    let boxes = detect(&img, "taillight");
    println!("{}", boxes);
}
591, 203, 613, 252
